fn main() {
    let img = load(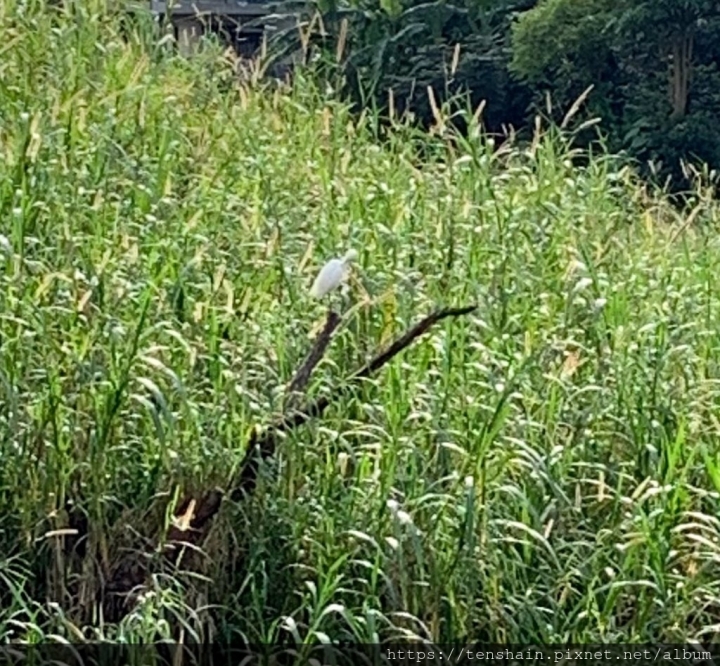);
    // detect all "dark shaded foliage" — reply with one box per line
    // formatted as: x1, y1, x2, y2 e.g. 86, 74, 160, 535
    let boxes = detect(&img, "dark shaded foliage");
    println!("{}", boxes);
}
509, 0, 720, 189
266, 0, 536, 136
263, 0, 720, 192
